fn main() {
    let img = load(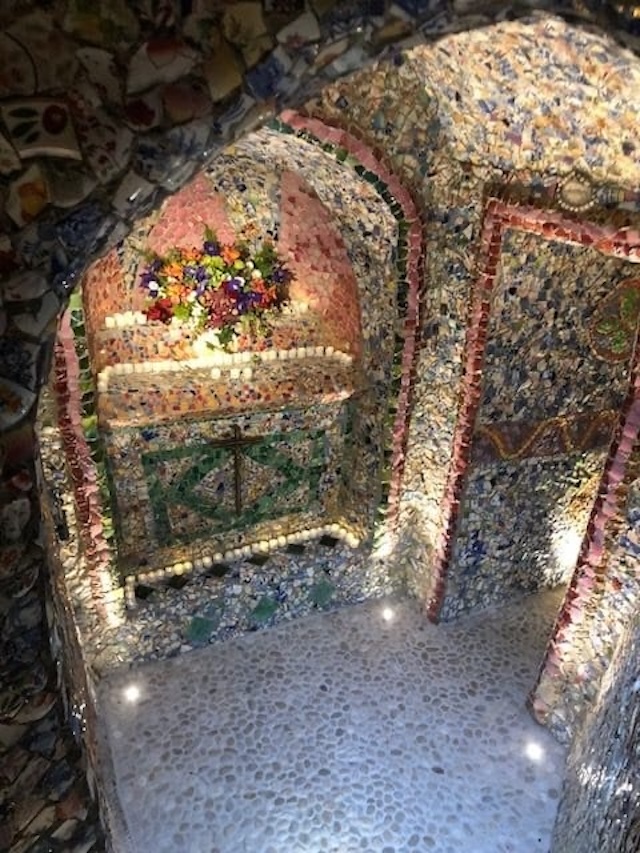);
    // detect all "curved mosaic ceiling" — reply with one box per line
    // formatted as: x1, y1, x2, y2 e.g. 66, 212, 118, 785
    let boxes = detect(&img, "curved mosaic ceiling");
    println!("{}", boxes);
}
313, 15, 640, 186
